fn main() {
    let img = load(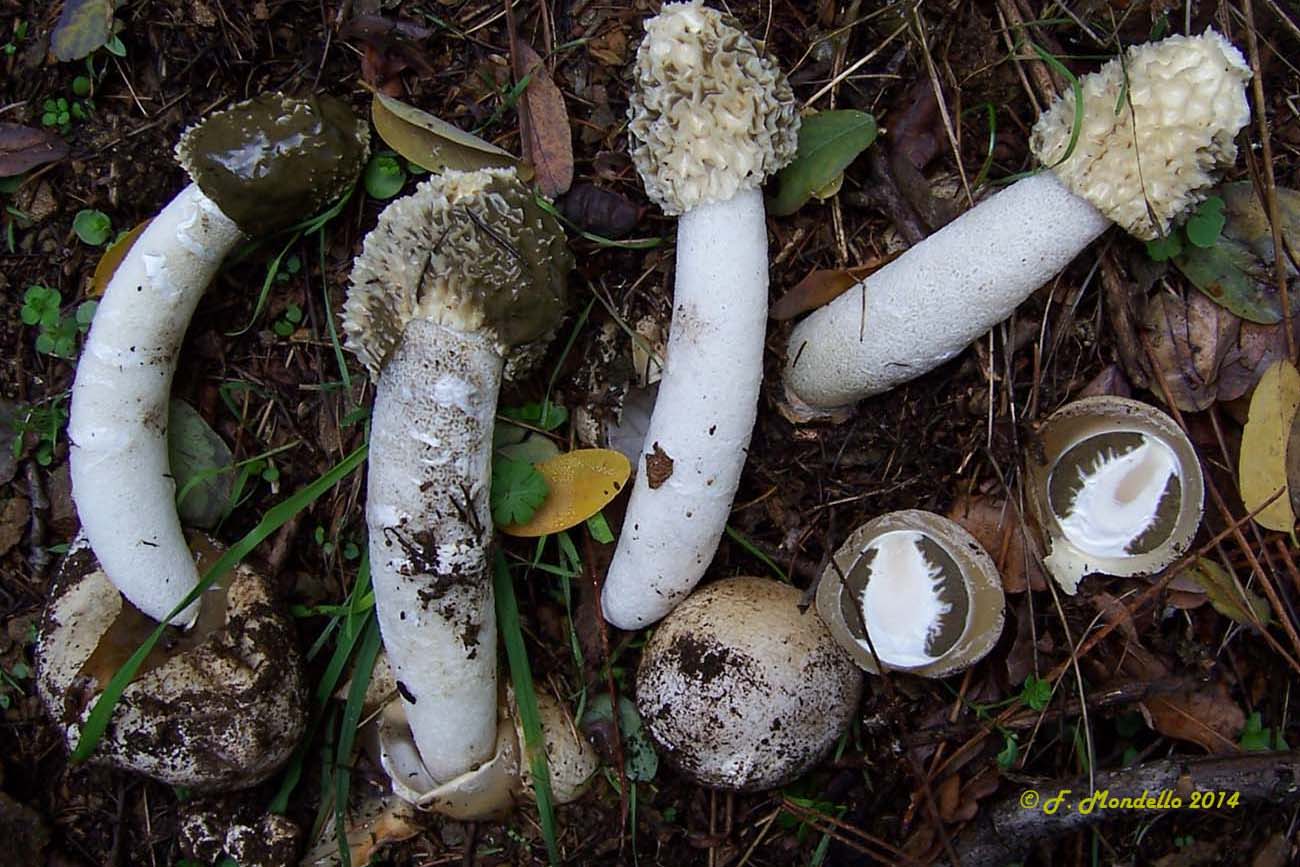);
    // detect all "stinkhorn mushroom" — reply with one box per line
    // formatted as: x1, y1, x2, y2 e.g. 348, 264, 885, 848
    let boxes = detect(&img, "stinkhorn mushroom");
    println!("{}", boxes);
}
342, 168, 571, 785
601, 0, 800, 630
784, 30, 1251, 412
636, 577, 862, 790
69, 92, 368, 625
